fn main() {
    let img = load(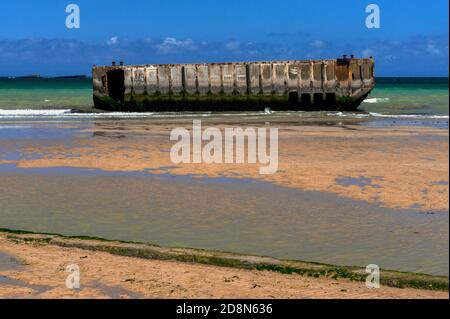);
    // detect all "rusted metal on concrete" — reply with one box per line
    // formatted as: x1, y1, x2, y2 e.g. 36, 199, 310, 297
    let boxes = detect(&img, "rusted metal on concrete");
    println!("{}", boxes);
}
92, 57, 375, 111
